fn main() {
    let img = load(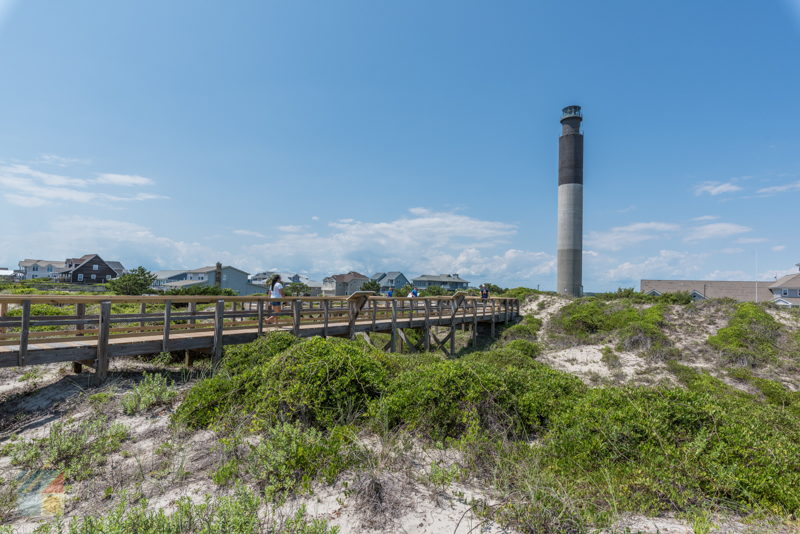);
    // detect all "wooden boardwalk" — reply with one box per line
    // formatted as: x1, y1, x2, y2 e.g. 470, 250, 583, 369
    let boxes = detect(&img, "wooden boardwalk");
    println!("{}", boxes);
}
0, 292, 519, 381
